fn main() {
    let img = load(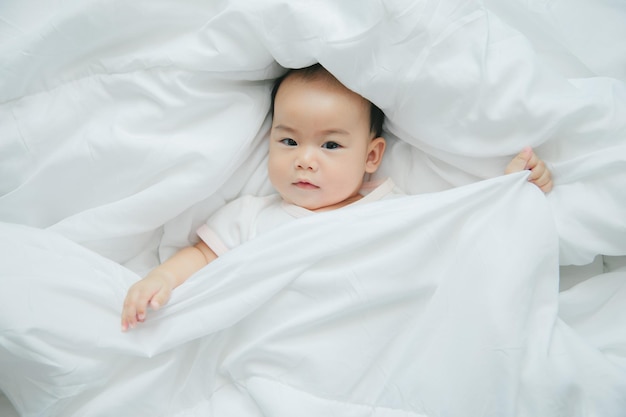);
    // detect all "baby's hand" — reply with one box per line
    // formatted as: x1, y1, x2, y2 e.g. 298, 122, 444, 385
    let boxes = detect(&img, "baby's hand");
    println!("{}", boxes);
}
505, 147, 553, 193
121, 271, 175, 332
